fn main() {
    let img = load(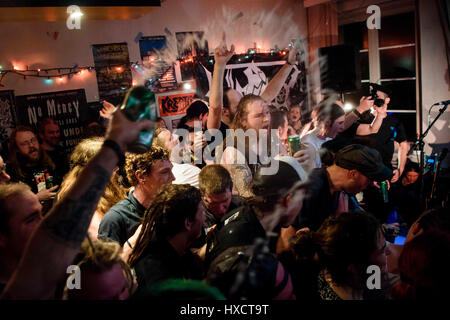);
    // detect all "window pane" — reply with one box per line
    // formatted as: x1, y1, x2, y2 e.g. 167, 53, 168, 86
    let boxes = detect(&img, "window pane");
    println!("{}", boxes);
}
388, 112, 417, 141
380, 46, 415, 78
339, 22, 368, 50
379, 12, 415, 47
380, 80, 416, 111
361, 51, 369, 80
